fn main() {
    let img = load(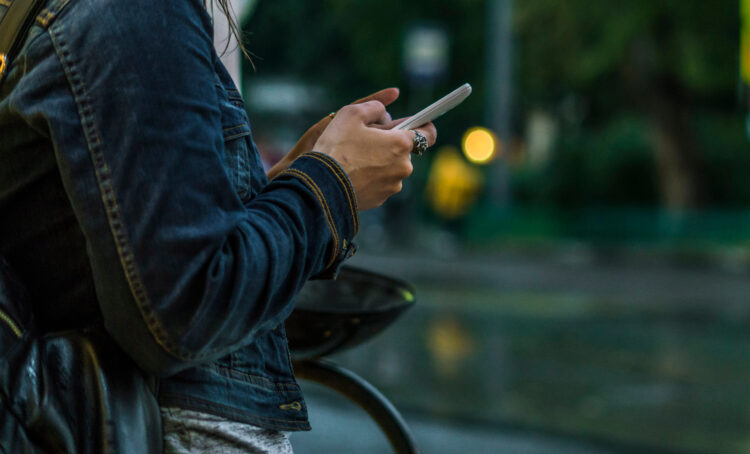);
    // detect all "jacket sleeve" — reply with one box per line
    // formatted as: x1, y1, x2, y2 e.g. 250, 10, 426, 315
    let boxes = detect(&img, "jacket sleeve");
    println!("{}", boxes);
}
15, 0, 357, 376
